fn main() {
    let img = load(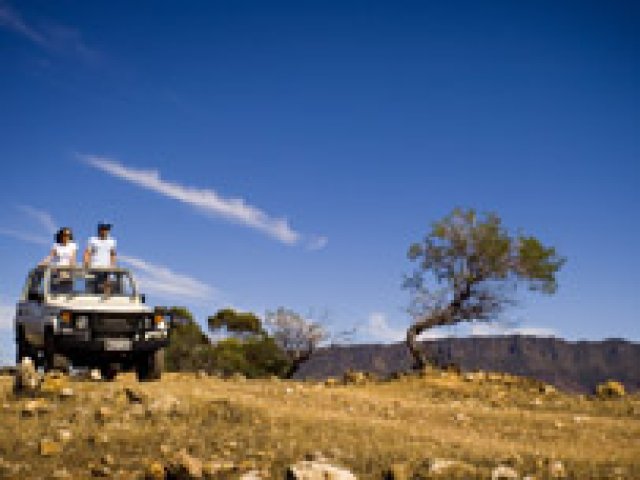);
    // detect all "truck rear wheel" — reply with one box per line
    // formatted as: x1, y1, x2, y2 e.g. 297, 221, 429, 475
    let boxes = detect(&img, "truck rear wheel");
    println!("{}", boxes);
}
100, 364, 119, 381
136, 348, 164, 382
